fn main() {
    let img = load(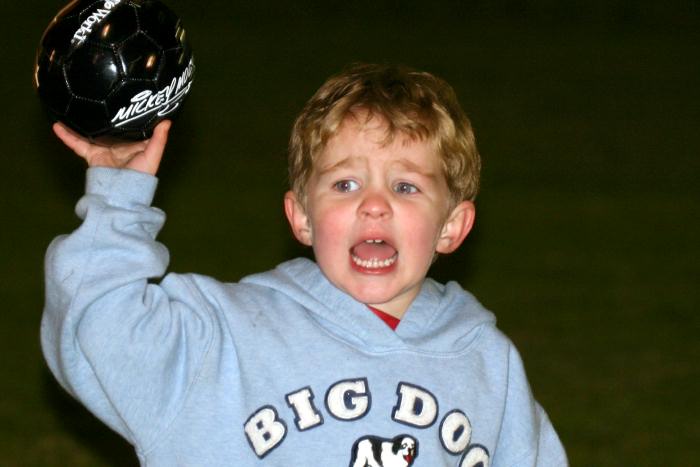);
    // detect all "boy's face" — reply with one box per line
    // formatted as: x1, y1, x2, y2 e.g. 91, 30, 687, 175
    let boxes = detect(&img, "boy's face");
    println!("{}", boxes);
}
285, 114, 475, 317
